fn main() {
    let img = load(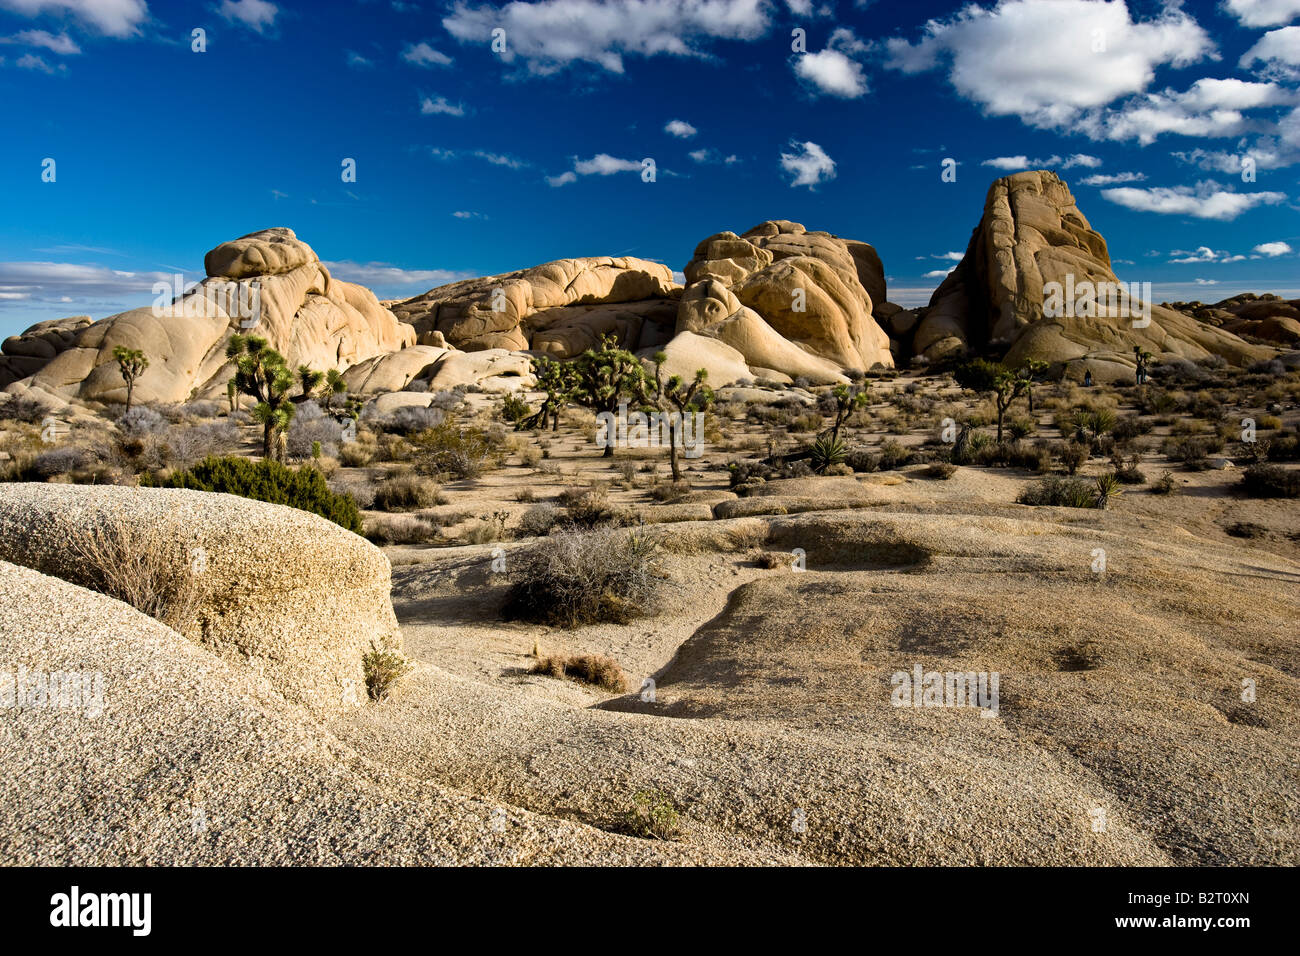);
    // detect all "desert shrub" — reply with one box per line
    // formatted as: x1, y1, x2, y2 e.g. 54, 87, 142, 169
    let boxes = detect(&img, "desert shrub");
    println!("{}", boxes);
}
65, 516, 210, 633
1150, 470, 1179, 495
363, 512, 438, 545
621, 790, 682, 841
372, 474, 444, 511
339, 442, 373, 467
501, 529, 658, 627
499, 393, 530, 424
286, 402, 344, 459
116, 405, 165, 436
31, 446, 90, 478
1240, 463, 1300, 498
1247, 358, 1286, 376
0, 396, 49, 424
362, 642, 413, 701
1136, 389, 1178, 415
846, 449, 878, 473
1017, 476, 1099, 508
463, 511, 509, 544
383, 405, 447, 435
1112, 416, 1153, 444
1162, 436, 1222, 470
1006, 417, 1036, 441
144, 456, 362, 532
1058, 441, 1088, 475
650, 479, 690, 502
924, 461, 957, 479
518, 503, 561, 537
518, 445, 542, 468
1112, 454, 1147, 484
729, 459, 772, 487
1267, 429, 1300, 461
876, 438, 914, 470
411, 418, 495, 480
558, 484, 620, 527
778, 459, 815, 479
163, 422, 240, 467
530, 653, 629, 693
